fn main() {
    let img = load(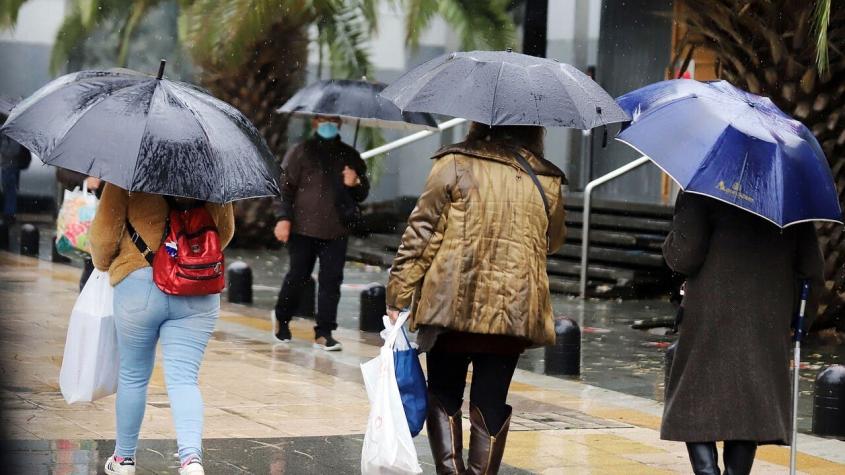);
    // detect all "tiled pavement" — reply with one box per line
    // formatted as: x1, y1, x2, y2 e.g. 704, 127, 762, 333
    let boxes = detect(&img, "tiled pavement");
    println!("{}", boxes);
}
1, 252, 843, 474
